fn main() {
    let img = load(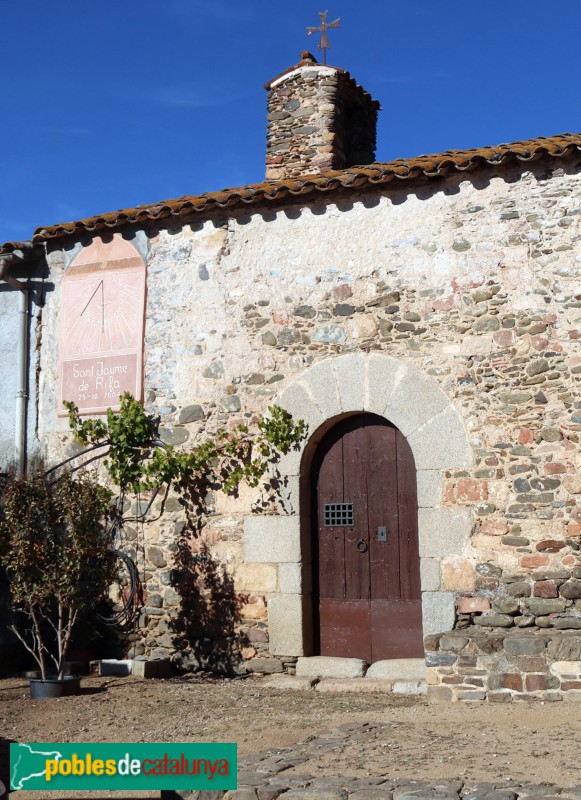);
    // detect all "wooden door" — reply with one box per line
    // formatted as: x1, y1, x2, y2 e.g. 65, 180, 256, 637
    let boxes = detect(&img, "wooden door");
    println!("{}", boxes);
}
312, 414, 423, 662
